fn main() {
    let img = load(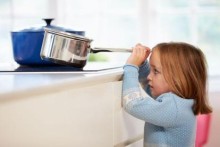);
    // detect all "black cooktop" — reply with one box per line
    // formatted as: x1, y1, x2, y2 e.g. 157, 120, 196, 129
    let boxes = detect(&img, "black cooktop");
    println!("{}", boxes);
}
14, 65, 83, 72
